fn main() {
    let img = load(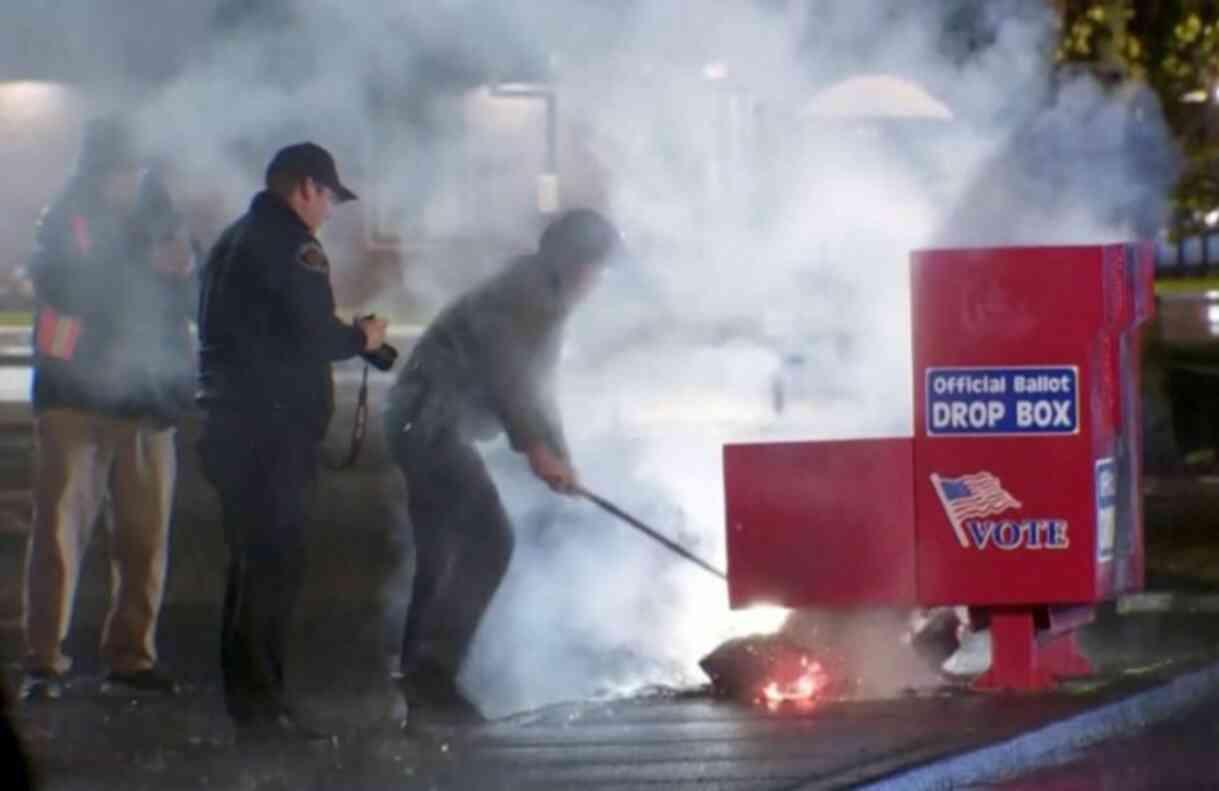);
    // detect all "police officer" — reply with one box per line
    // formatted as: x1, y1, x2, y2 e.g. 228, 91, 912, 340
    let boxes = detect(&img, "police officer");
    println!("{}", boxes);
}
384, 209, 624, 720
196, 142, 388, 740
